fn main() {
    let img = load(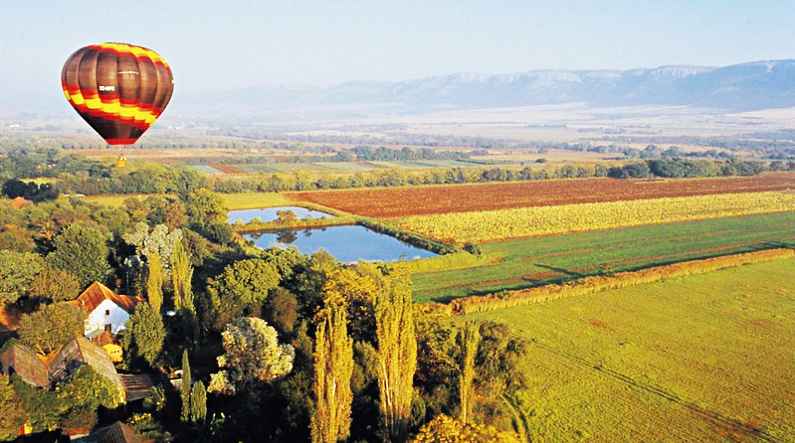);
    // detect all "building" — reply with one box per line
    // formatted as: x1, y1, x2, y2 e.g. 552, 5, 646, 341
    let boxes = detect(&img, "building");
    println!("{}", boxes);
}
69, 282, 143, 339
48, 336, 126, 401
0, 340, 49, 388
